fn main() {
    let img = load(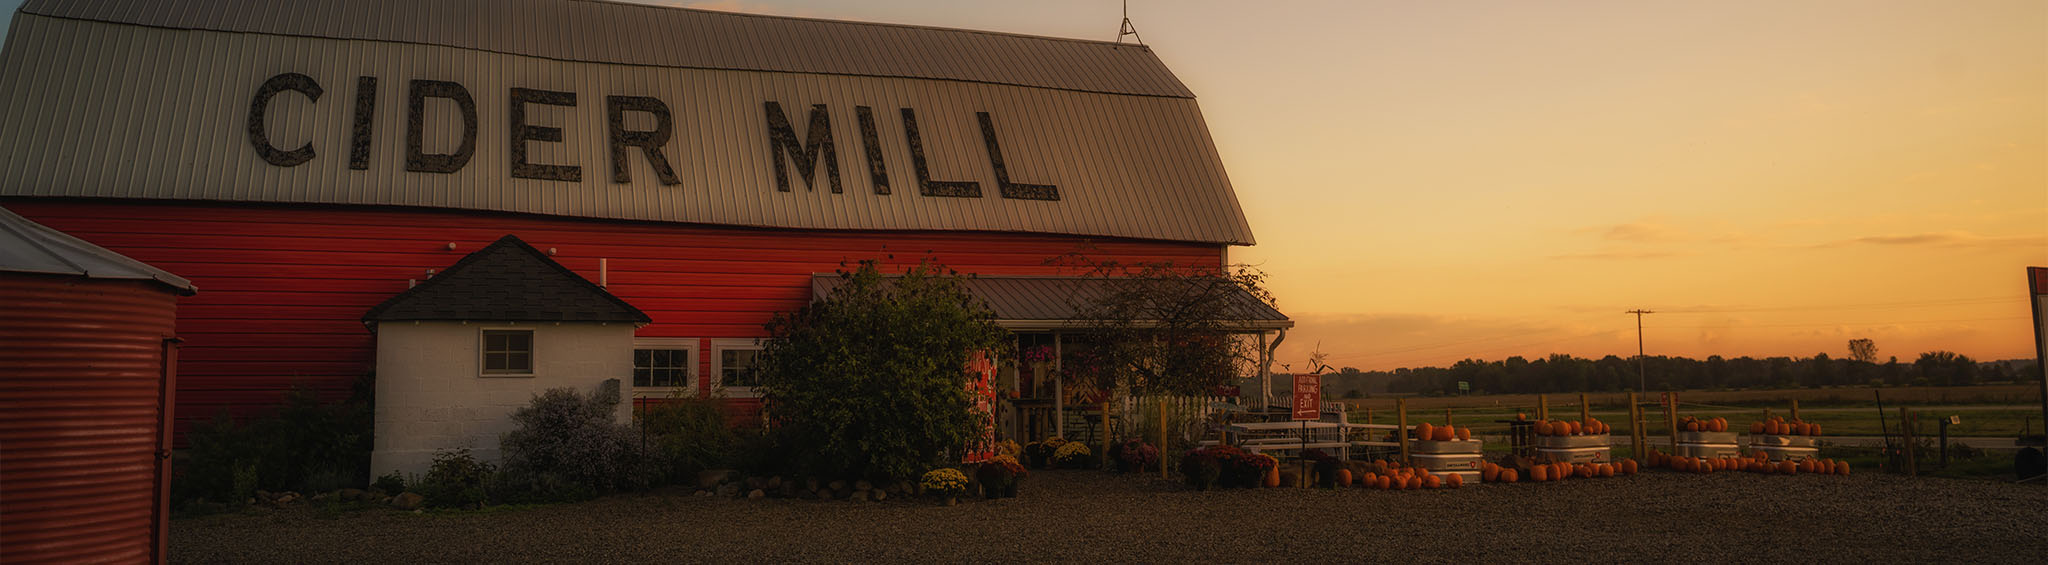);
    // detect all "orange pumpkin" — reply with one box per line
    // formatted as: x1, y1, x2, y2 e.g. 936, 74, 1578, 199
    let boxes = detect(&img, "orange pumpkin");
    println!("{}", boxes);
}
1407, 476, 1423, 490
1780, 461, 1796, 475
1580, 464, 1596, 479
1836, 460, 1850, 475
1532, 465, 1551, 482
1622, 459, 1638, 475
1265, 466, 1281, 487
1750, 421, 1765, 434
1481, 464, 1500, 482
1423, 475, 1442, 489
1362, 472, 1378, 486
1711, 418, 1727, 433
1434, 426, 1455, 441
1456, 427, 1471, 441
1699, 461, 1713, 474
1517, 413, 1527, 421
1685, 420, 1701, 432
1500, 469, 1518, 483
1416, 422, 1434, 441
1569, 421, 1584, 435
1809, 423, 1822, 437
1534, 421, 1552, 436
1336, 469, 1354, 487
1447, 473, 1464, 488
1377, 475, 1393, 489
